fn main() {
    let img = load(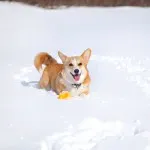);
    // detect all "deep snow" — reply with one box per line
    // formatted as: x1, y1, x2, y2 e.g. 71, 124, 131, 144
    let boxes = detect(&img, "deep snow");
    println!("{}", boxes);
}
0, 2, 150, 150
